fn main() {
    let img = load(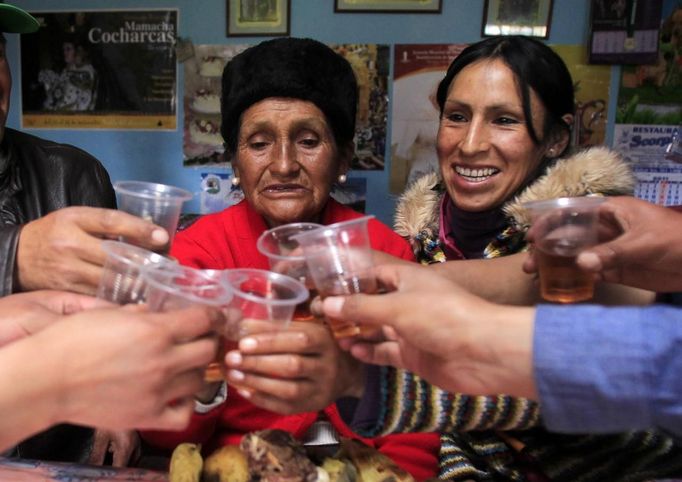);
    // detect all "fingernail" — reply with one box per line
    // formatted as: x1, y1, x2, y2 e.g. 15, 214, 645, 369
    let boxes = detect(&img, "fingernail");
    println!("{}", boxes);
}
228, 369, 244, 381
151, 228, 169, 245
323, 296, 344, 316
237, 388, 252, 399
225, 351, 242, 366
577, 252, 601, 270
239, 337, 257, 351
